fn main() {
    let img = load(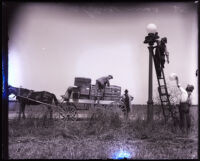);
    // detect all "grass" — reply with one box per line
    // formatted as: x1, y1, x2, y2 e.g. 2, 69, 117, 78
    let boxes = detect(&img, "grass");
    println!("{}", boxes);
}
9, 105, 198, 159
